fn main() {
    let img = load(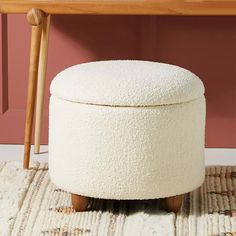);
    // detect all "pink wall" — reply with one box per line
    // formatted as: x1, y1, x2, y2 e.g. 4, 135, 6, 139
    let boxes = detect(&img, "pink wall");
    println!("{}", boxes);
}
0, 14, 235, 147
